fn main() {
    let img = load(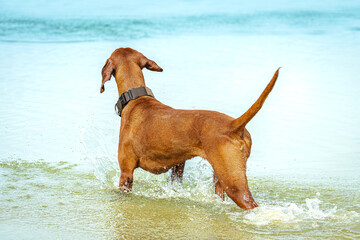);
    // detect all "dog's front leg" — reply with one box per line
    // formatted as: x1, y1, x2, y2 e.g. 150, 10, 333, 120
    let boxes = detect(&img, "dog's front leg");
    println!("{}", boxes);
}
118, 144, 138, 192
170, 162, 185, 182
119, 168, 134, 192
